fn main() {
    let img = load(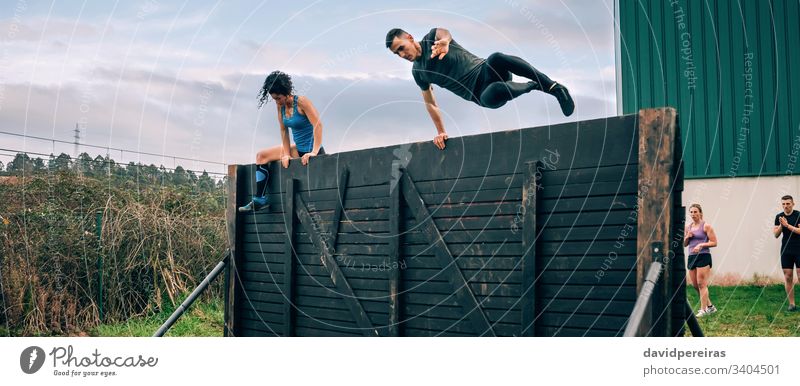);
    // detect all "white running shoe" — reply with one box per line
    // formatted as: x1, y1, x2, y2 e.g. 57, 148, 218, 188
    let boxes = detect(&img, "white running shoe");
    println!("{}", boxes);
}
705, 305, 717, 315
695, 308, 708, 318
